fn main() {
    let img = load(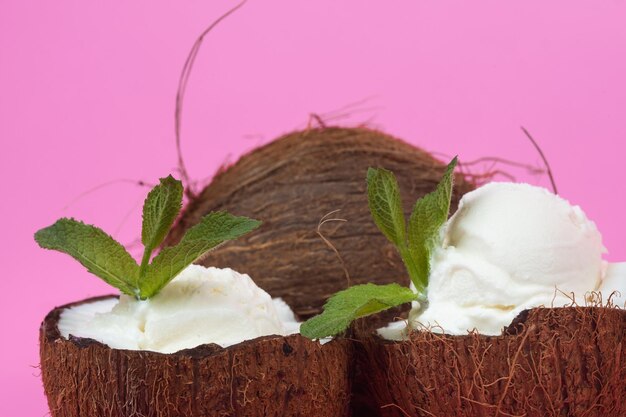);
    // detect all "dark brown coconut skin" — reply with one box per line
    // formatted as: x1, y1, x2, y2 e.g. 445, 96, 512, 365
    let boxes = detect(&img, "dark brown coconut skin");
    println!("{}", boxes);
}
40, 296, 354, 417
166, 127, 473, 323
357, 307, 626, 417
